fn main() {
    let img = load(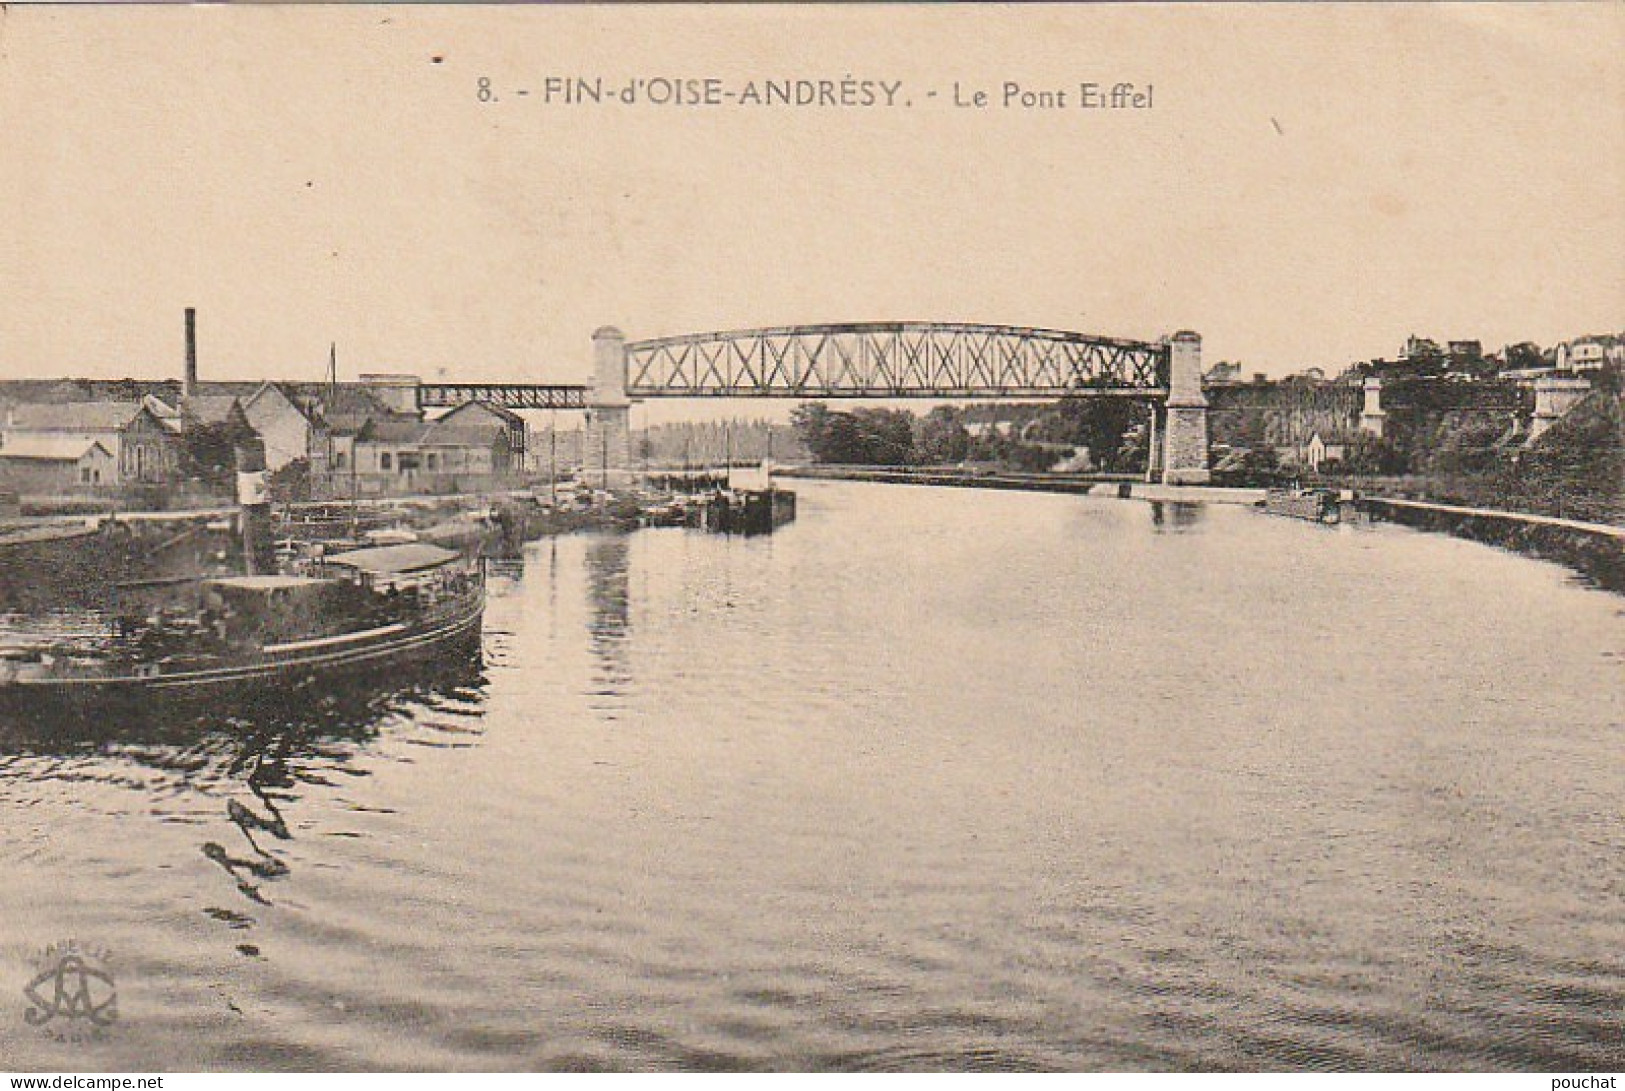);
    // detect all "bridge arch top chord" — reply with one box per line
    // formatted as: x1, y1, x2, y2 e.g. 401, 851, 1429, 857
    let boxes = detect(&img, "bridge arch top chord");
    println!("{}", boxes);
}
624, 322, 1171, 399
